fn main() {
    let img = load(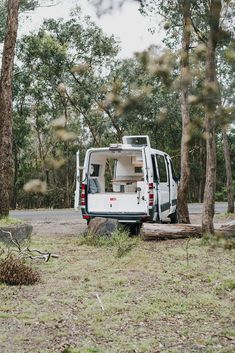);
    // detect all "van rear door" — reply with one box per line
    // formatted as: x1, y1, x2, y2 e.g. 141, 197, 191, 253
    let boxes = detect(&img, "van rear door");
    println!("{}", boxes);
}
74, 151, 80, 210
156, 153, 171, 221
